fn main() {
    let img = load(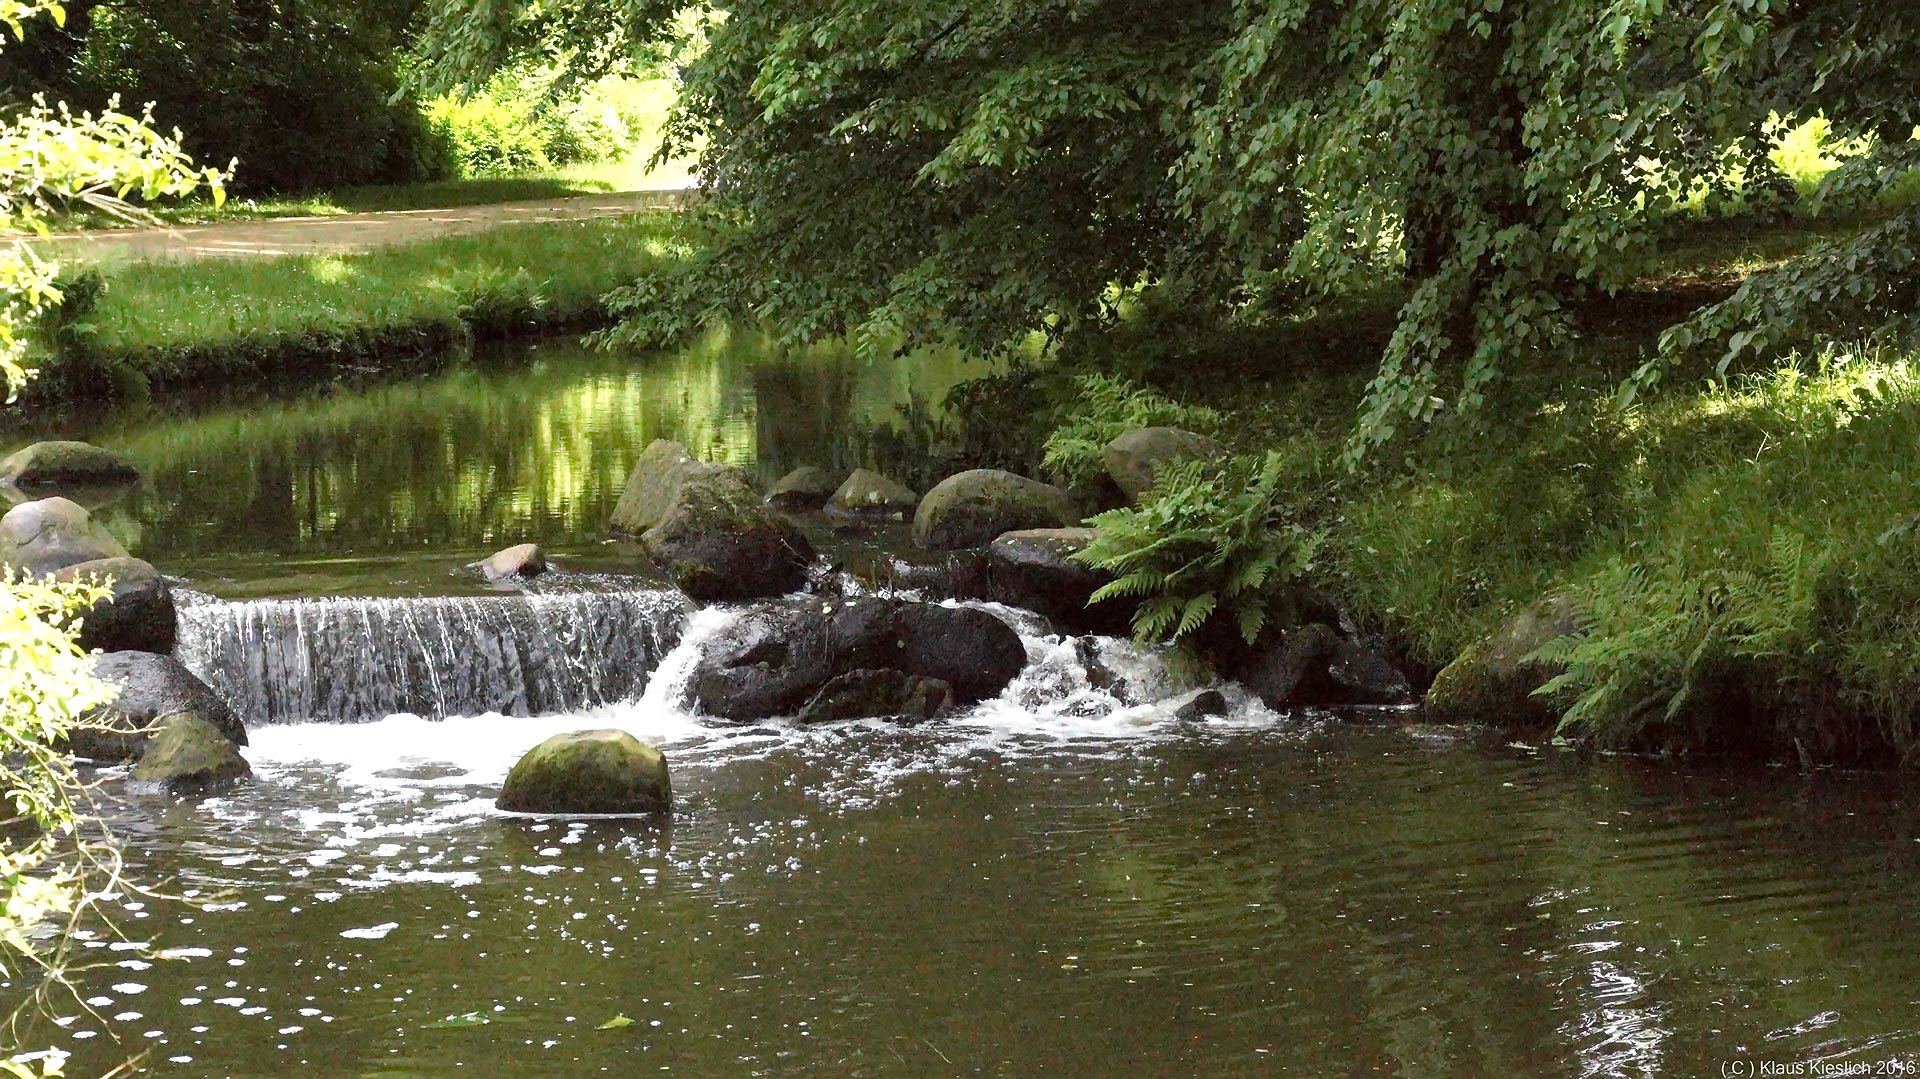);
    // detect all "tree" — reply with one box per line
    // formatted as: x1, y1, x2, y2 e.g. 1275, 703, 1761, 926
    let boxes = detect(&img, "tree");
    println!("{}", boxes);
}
419, 1, 1906, 455
0, 4, 222, 1072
